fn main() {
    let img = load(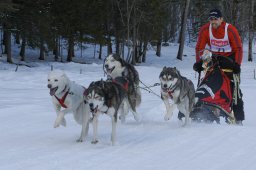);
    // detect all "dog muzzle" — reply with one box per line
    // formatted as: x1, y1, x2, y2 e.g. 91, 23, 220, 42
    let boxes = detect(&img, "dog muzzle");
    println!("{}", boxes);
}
90, 105, 98, 114
106, 66, 115, 74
